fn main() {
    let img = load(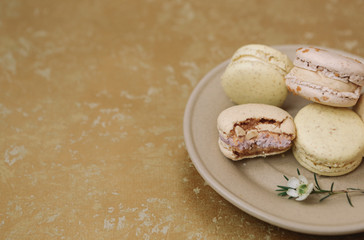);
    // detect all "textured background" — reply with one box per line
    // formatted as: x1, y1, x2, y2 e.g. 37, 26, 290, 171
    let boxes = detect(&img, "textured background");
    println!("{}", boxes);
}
1, 0, 364, 239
